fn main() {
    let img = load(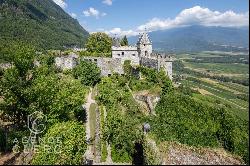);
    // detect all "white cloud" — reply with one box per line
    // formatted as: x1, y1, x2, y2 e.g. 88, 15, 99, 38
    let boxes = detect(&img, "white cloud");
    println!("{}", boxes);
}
137, 6, 249, 31
83, 7, 107, 19
101, 12, 107, 17
104, 28, 138, 37
70, 13, 77, 18
103, 6, 249, 37
53, 0, 67, 9
102, 0, 113, 6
